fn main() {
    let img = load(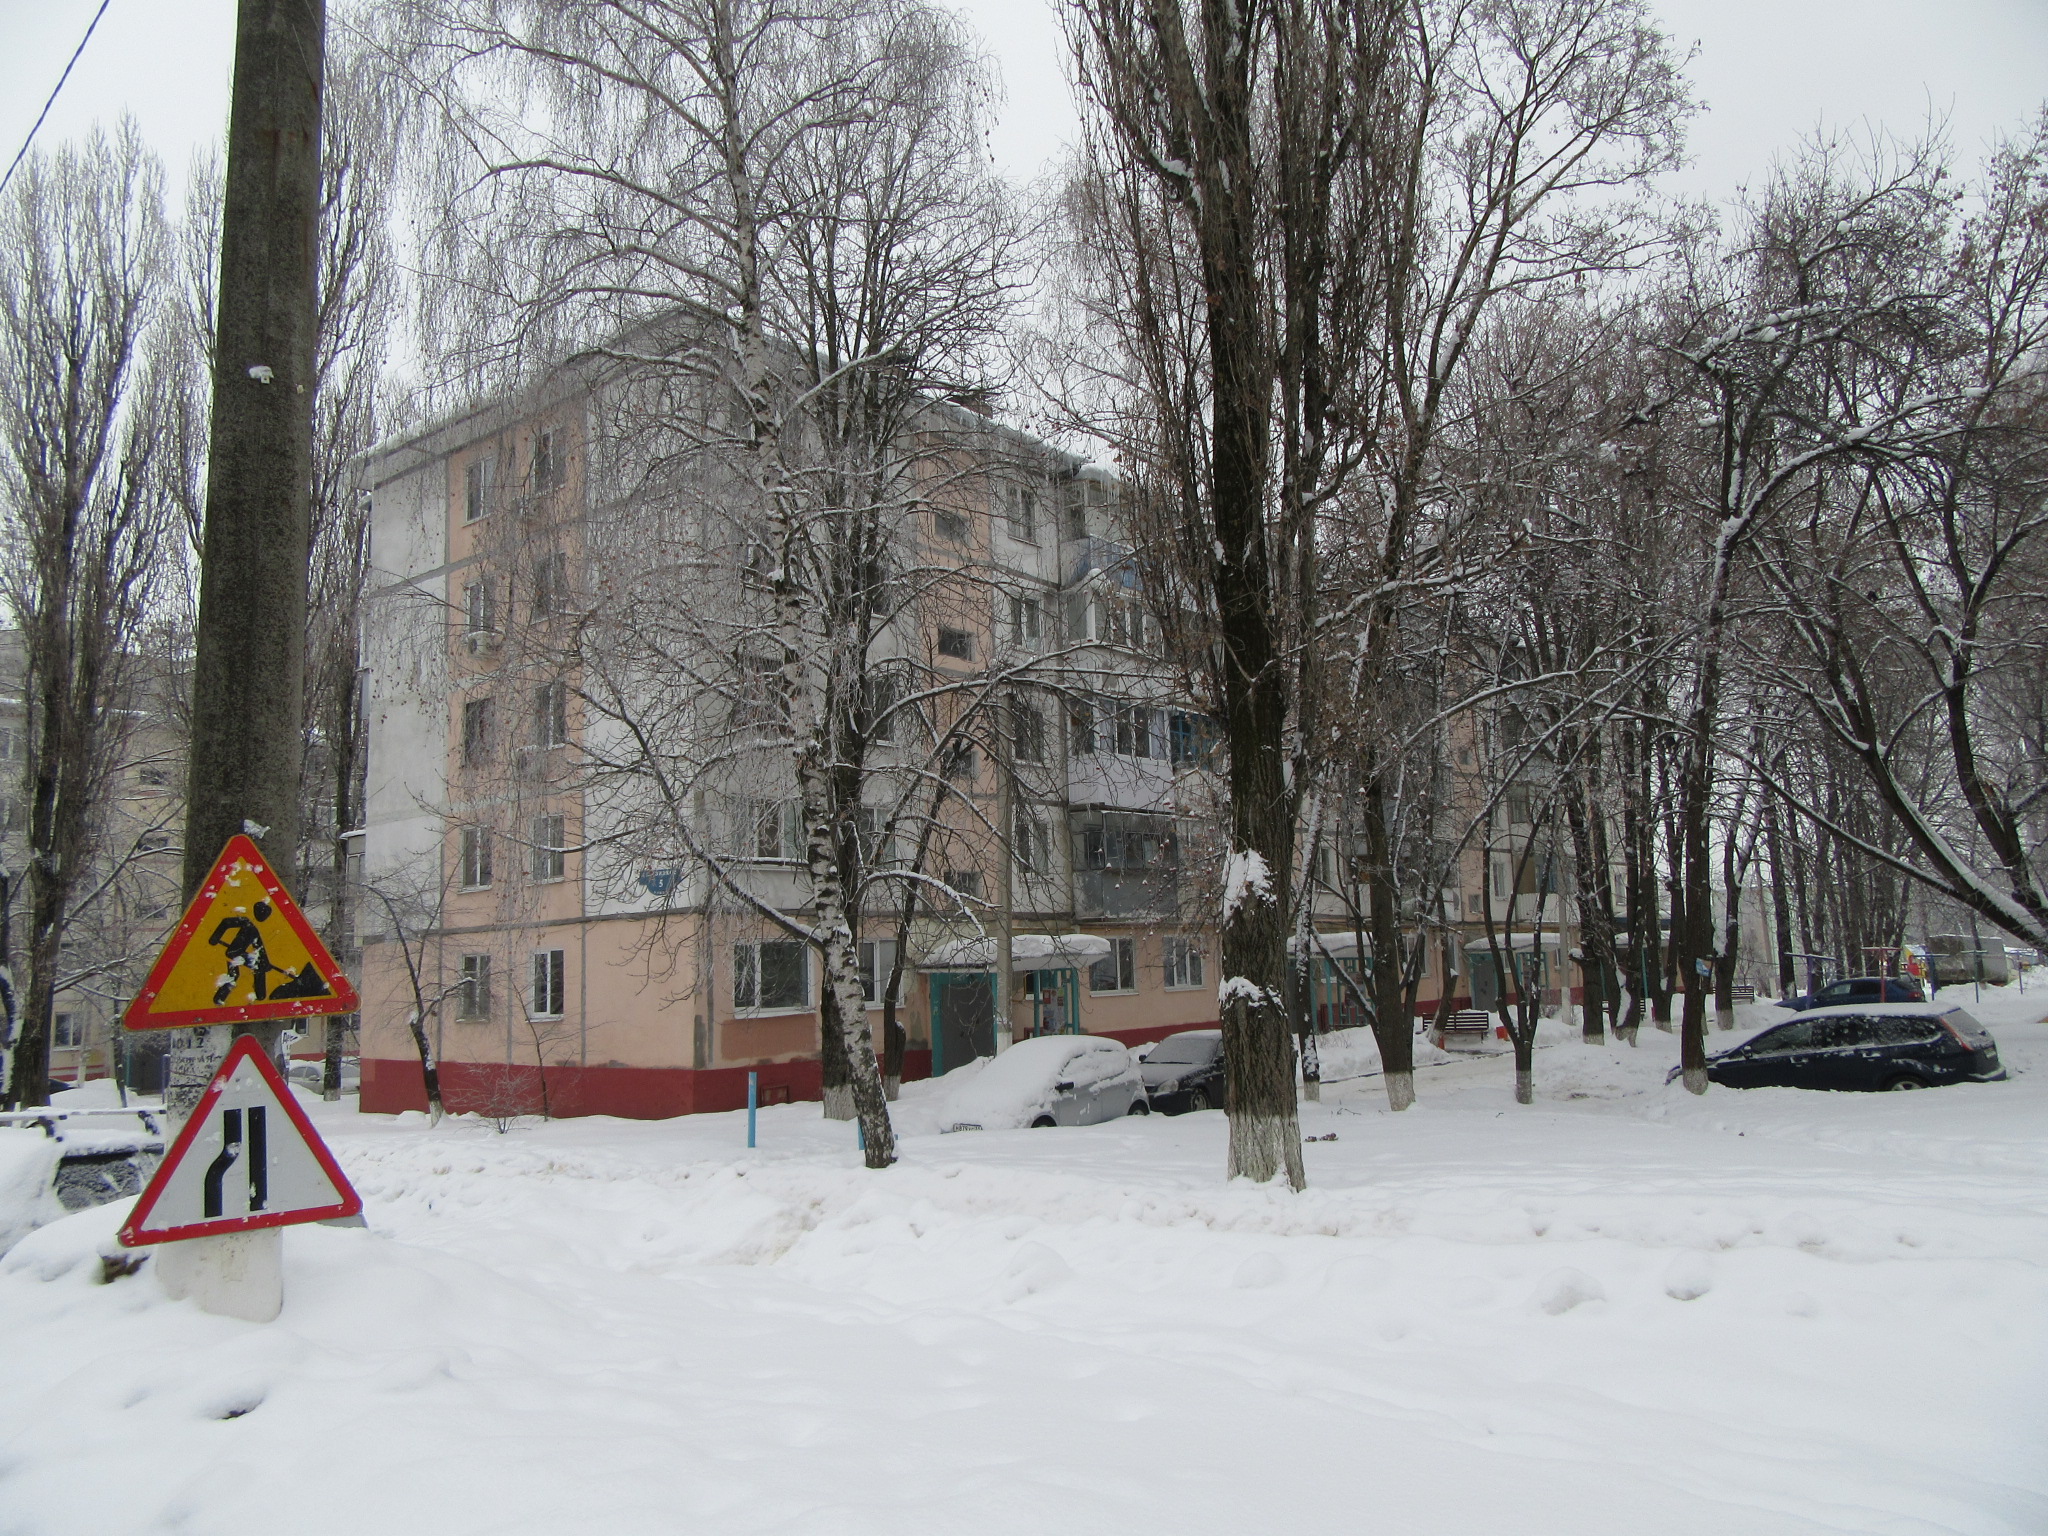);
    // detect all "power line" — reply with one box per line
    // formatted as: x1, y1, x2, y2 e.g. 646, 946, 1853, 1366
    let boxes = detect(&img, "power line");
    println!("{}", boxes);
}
0, 0, 115, 201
